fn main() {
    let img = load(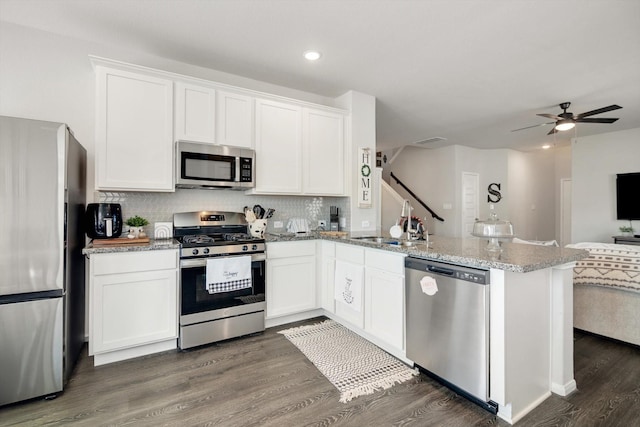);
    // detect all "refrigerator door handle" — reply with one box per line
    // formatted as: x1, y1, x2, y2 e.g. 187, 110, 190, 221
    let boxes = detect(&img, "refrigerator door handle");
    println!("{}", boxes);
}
0, 290, 64, 305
